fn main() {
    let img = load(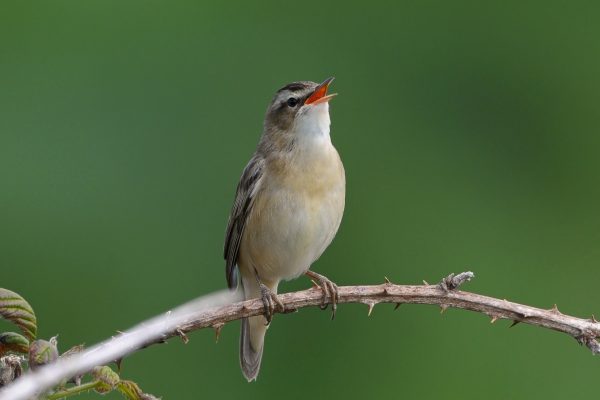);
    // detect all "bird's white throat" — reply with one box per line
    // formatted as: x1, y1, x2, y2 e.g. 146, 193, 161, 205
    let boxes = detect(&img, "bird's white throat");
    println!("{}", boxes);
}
293, 102, 332, 145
